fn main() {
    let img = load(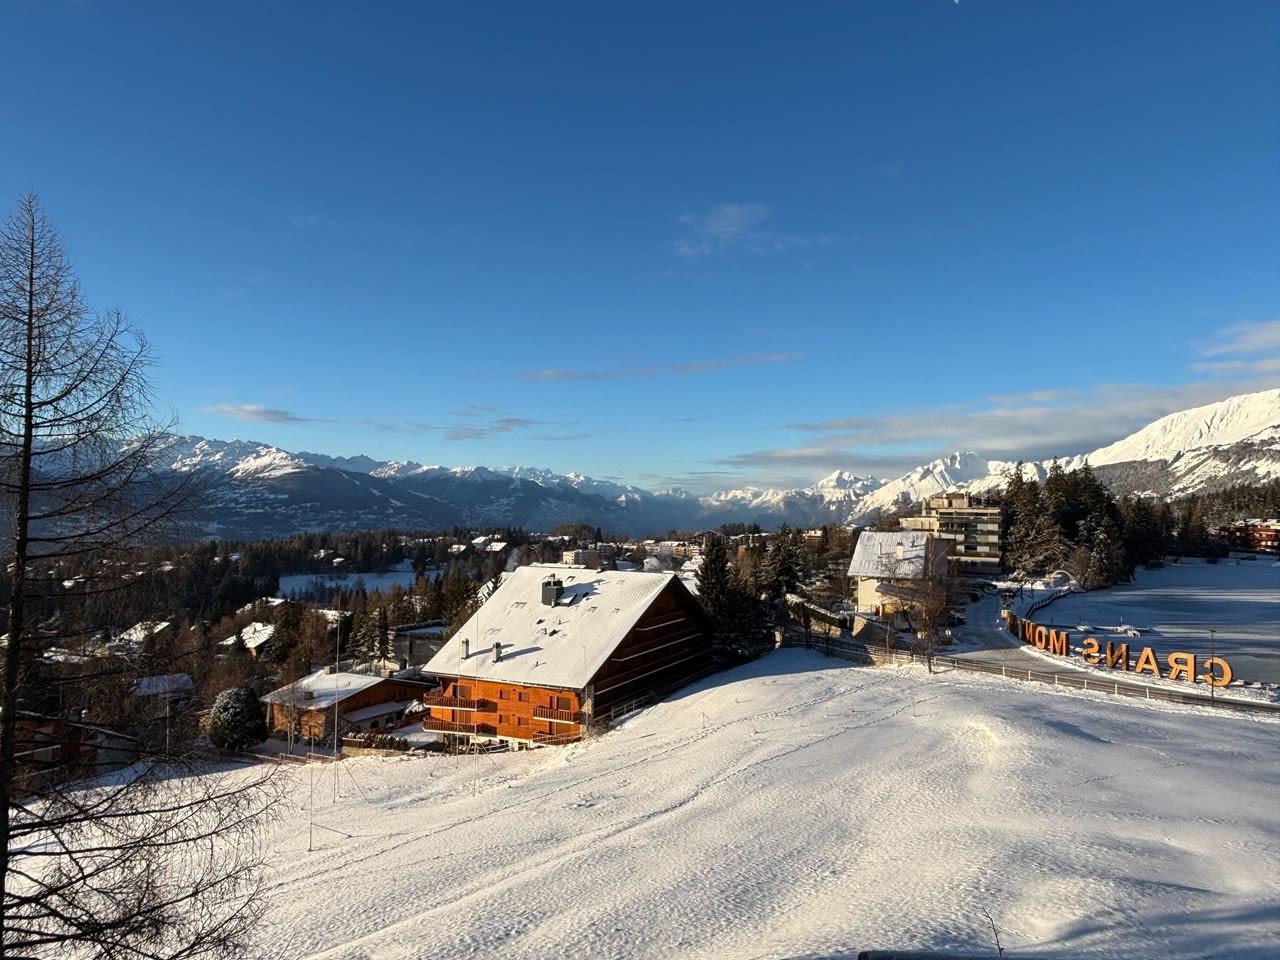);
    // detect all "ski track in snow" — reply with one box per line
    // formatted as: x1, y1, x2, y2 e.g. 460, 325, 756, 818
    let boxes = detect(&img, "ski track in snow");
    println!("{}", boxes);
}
248, 651, 1280, 960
